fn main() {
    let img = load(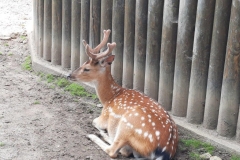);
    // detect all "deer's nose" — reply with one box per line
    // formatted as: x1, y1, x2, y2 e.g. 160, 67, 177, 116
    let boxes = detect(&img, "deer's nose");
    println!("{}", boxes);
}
67, 74, 71, 79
